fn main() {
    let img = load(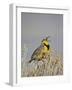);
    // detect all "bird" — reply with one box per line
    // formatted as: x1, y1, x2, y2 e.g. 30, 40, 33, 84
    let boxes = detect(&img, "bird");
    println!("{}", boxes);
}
28, 37, 51, 63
